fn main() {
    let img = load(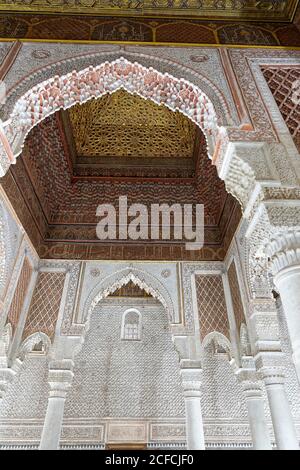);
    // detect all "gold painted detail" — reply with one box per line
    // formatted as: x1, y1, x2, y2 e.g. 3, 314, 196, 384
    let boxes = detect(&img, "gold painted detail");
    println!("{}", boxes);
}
109, 280, 152, 298
69, 90, 196, 159
0, 0, 297, 22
